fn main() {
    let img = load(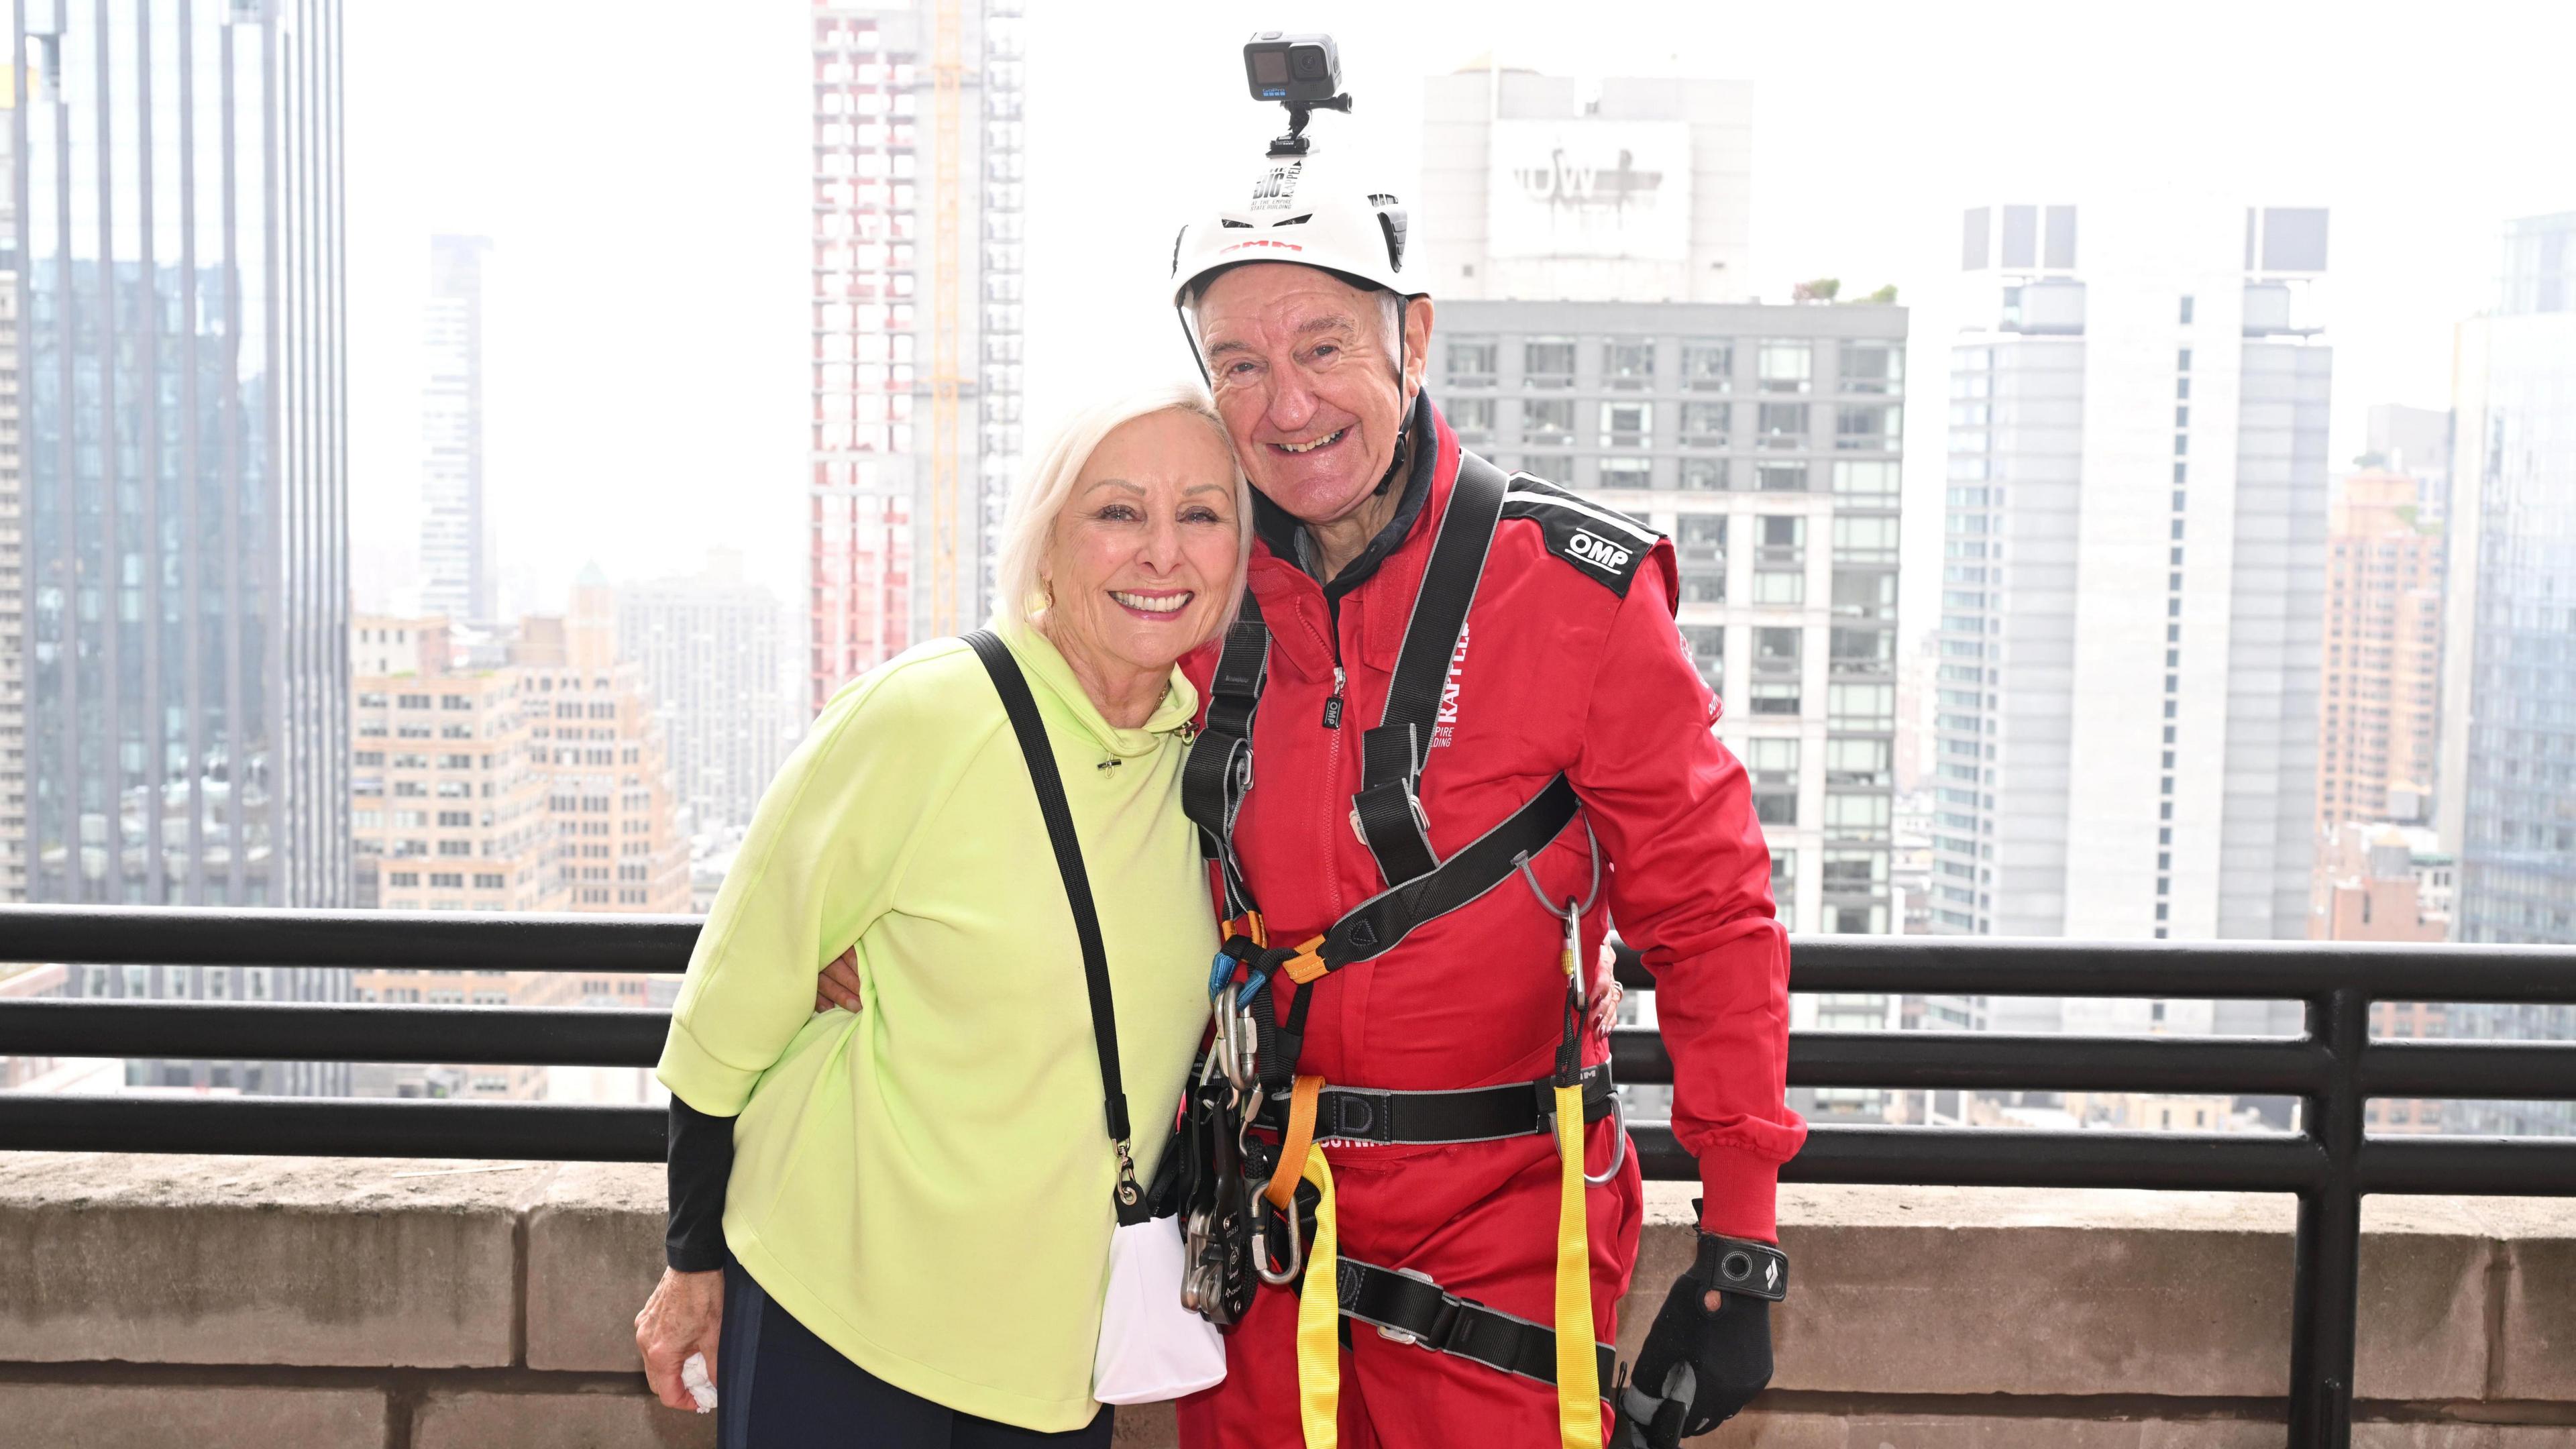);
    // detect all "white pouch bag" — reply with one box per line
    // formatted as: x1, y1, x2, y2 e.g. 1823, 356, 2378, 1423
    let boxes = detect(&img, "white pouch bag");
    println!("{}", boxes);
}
967, 632, 1229, 1406
1093, 1213, 1227, 1403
